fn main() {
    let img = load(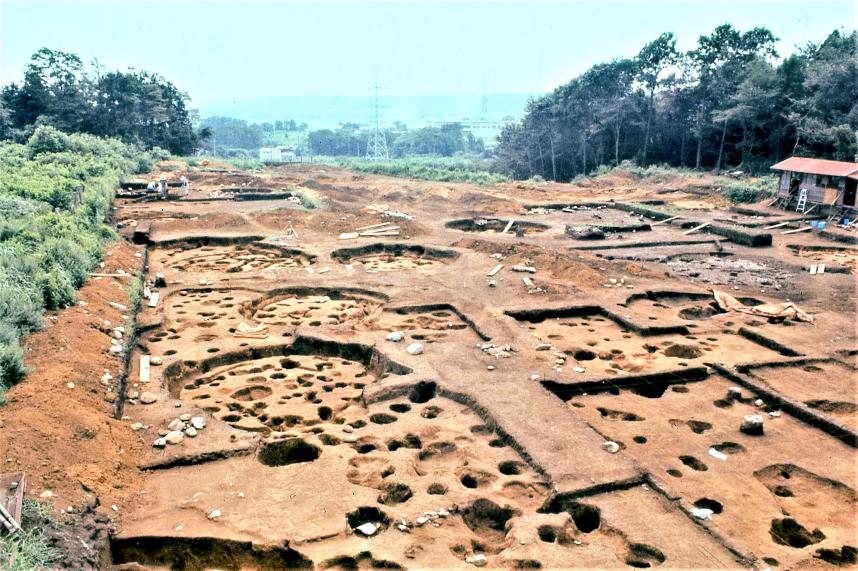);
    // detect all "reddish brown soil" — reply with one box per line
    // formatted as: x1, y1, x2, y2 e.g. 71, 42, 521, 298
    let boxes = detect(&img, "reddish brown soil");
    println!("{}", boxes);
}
4, 163, 856, 570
